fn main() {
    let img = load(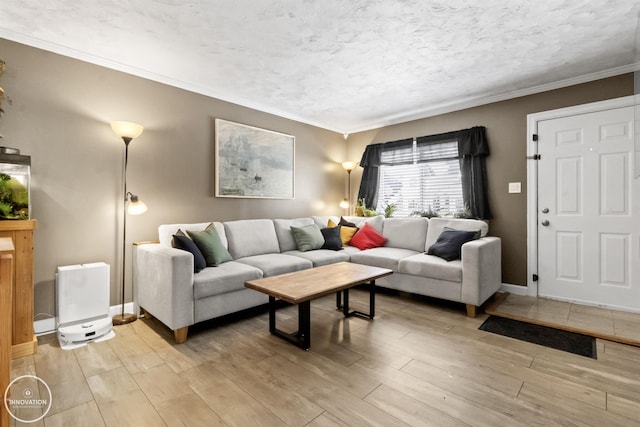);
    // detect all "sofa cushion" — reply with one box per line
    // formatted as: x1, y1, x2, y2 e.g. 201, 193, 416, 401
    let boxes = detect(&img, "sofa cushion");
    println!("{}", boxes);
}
382, 217, 429, 252
350, 223, 388, 250
273, 218, 315, 252
193, 262, 264, 299
320, 226, 342, 250
187, 223, 233, 266
159, 222, 227, 248
291, 224, 325, 252
350, 247, 419, 272
284, 249, 350, 267
427, 229, 478, 261
235, 253, 313, 277
425, 218, 488, 251
399, 253, 463, 282
224, 219, 281, 259
172, 233, 206, 273
342, 246, 361, 257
